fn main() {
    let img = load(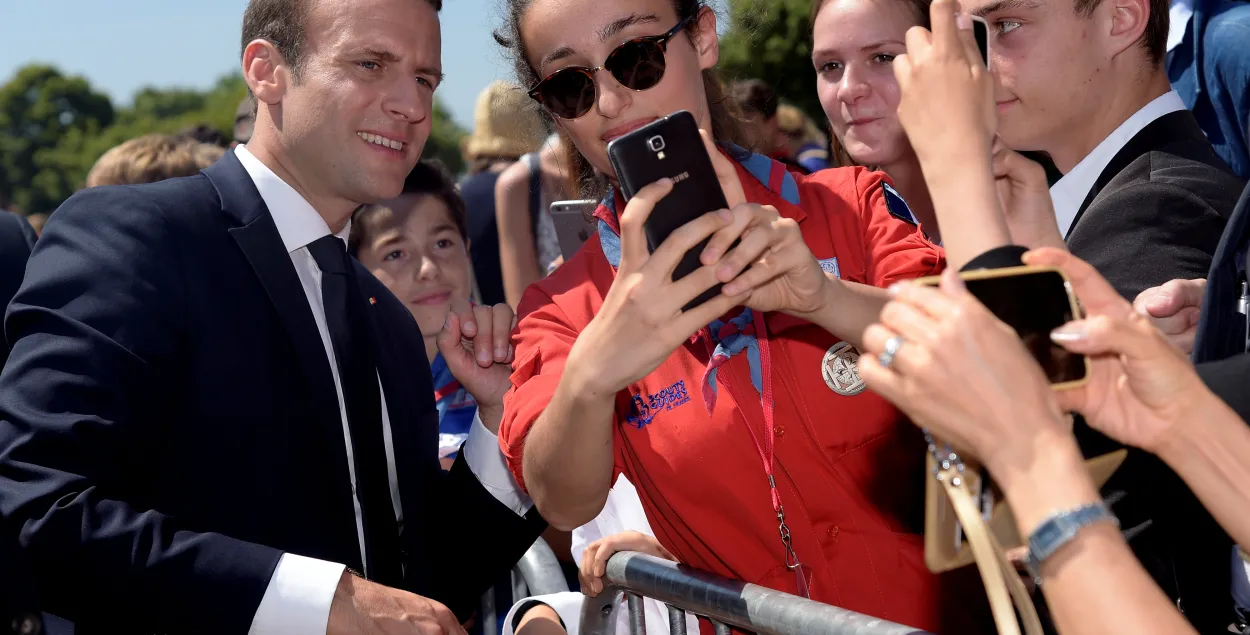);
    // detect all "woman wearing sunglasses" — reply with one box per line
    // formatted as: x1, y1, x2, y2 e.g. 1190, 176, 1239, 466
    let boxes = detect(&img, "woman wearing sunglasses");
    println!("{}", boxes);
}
494, 0, 996, 630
